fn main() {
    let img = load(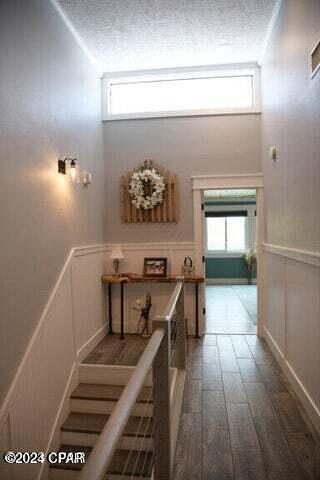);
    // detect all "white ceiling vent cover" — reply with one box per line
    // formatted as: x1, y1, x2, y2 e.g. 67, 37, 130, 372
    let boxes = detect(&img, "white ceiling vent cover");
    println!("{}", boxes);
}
311, 38, 320, 78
